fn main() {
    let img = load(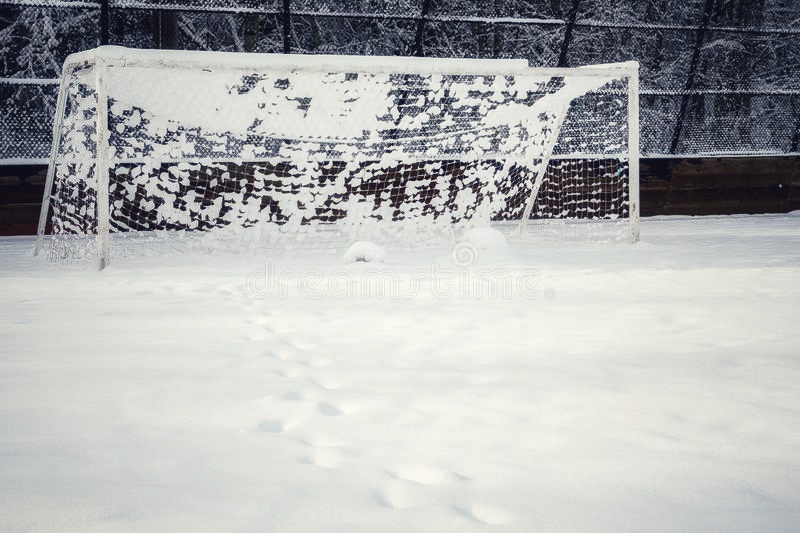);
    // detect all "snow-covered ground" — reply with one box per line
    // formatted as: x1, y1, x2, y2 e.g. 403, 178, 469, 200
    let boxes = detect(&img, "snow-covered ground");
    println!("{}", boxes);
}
2, 214, 800, 532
